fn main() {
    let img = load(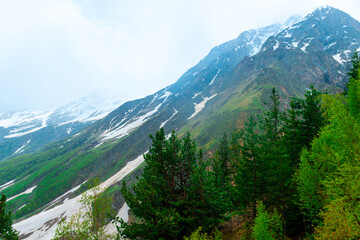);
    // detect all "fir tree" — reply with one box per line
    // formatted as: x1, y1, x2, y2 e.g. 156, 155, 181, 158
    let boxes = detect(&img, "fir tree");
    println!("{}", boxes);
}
344, 51, 360, 95
211, 133, 233, 212
233, 116, 263, 219
301, 84, 325, 148
0, 195, 19, 240
117, 129, 223, 240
